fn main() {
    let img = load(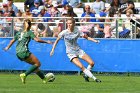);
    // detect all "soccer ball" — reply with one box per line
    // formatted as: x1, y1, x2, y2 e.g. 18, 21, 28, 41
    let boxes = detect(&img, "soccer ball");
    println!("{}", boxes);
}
45, 73, 55, 82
